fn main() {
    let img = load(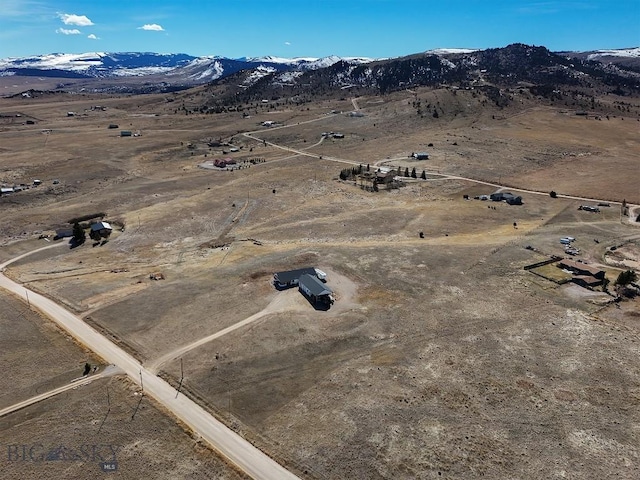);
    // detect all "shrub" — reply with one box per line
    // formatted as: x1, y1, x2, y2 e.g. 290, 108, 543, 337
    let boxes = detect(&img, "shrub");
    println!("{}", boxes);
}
615, 270, 637, 286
